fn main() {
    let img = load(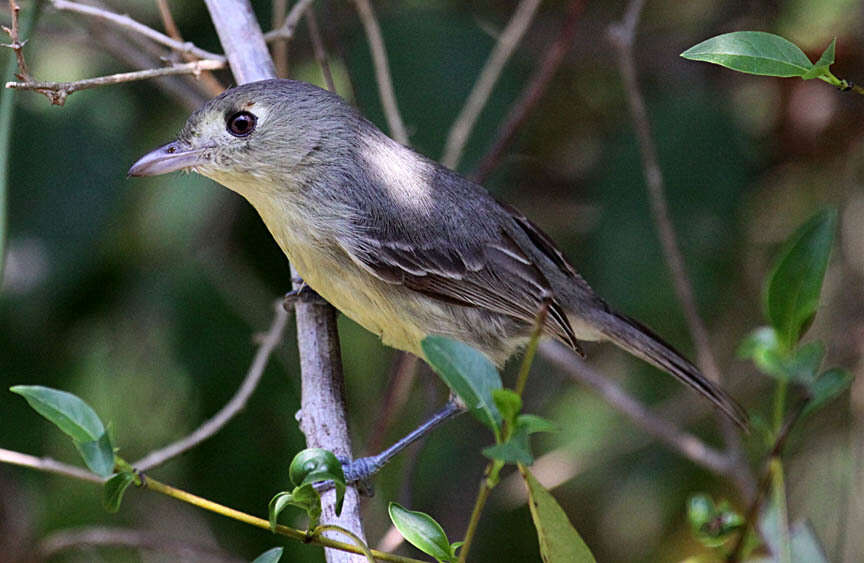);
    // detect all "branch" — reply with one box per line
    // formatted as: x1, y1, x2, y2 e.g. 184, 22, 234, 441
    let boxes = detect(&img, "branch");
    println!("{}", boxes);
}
154, 0, 224, 96
263, 0, 316, 42
38, 527, 244, 562
541, 342, 732, 475
0, 447, 103, 483
133, 300, 289, 472
201, 2, 366, 560
306, 7, 335, 92
350, 0, 408, 145
2, 0, 31, 80
441, 0, 542, 169
472, 0, 584, 183
5, 59, 224, 105
50, 0, 225, 62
